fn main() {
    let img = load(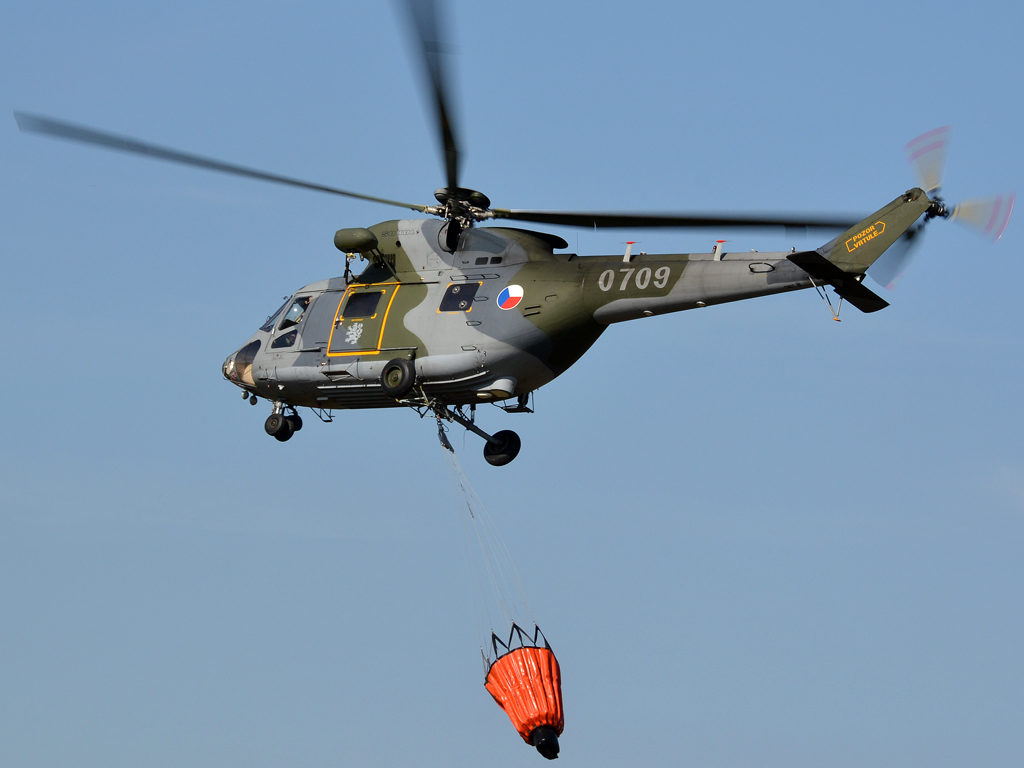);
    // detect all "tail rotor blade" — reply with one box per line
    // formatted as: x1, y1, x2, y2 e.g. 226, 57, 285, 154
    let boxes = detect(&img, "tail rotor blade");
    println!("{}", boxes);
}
904, 126, 950, 194
869, 222, 926, 290
950, 193, 1016, 241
